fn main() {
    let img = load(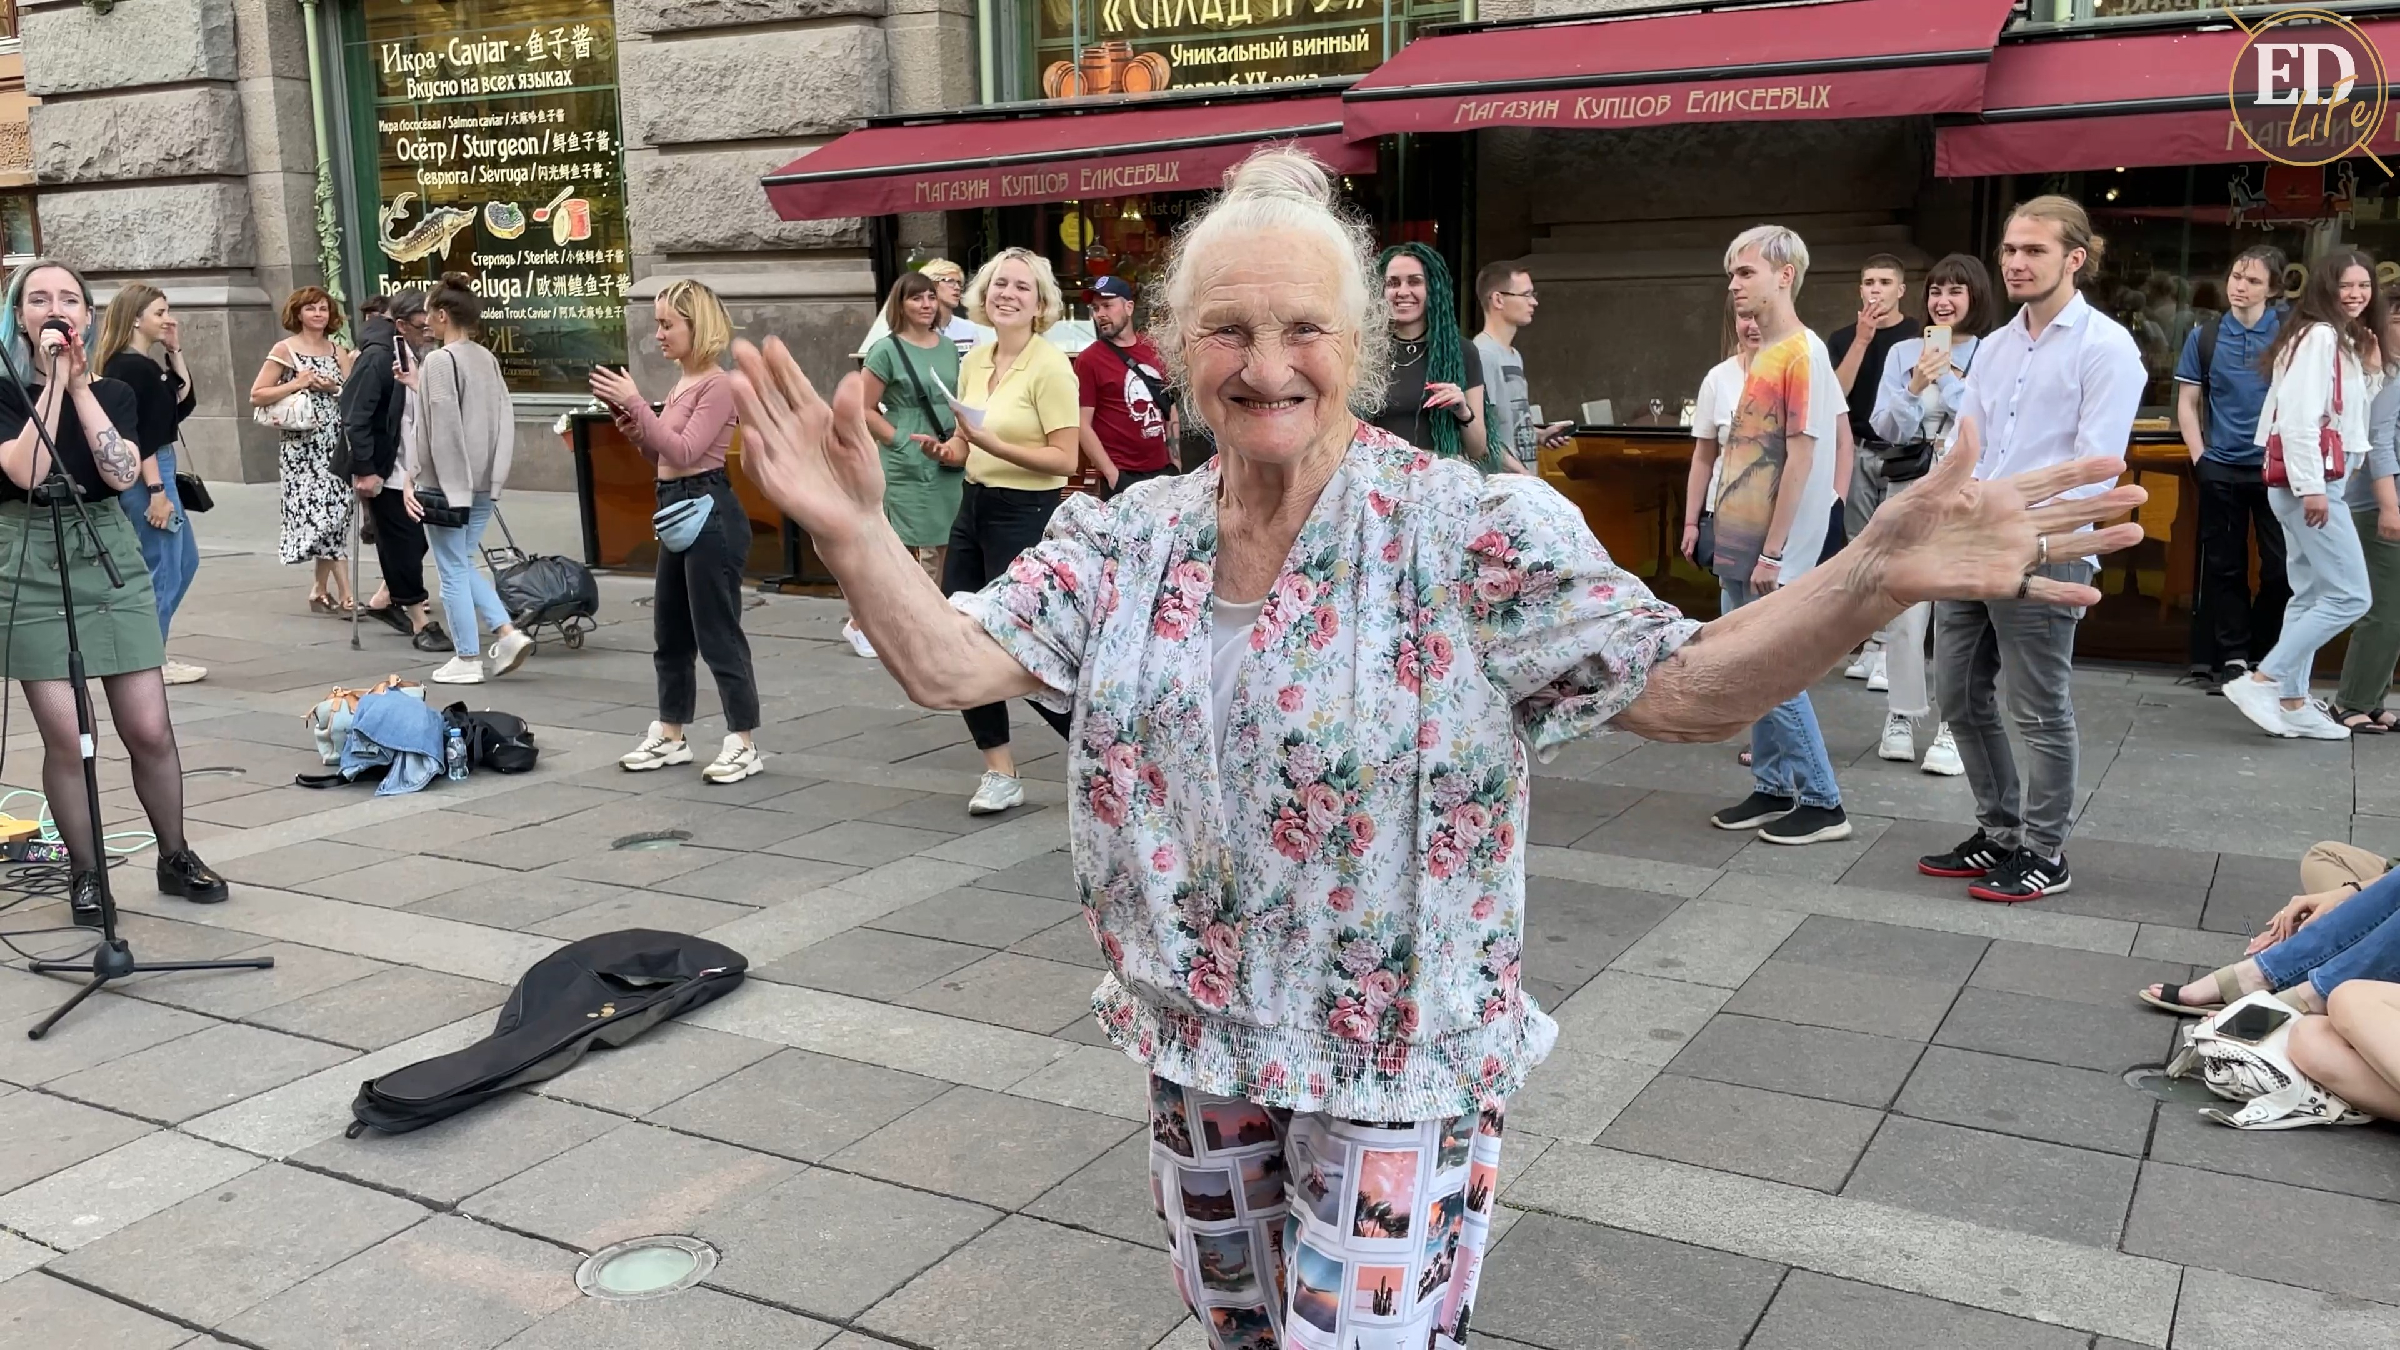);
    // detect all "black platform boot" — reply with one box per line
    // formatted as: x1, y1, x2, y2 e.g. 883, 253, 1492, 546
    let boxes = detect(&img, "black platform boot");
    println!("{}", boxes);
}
69, 870, 103, 929
156, 849, 229, 905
